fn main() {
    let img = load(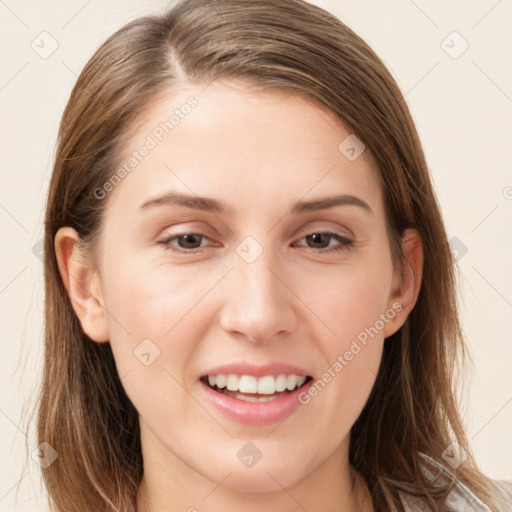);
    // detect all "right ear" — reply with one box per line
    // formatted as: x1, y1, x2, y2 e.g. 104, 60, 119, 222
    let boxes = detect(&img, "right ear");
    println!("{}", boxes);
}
54, 227, 109, 343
